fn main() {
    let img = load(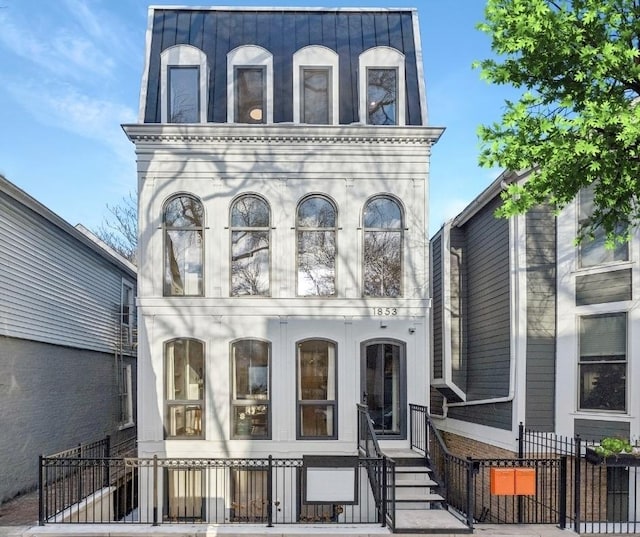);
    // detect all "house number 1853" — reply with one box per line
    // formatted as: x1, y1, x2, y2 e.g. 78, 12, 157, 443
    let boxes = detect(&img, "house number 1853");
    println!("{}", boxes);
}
373, 307, 398, 316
